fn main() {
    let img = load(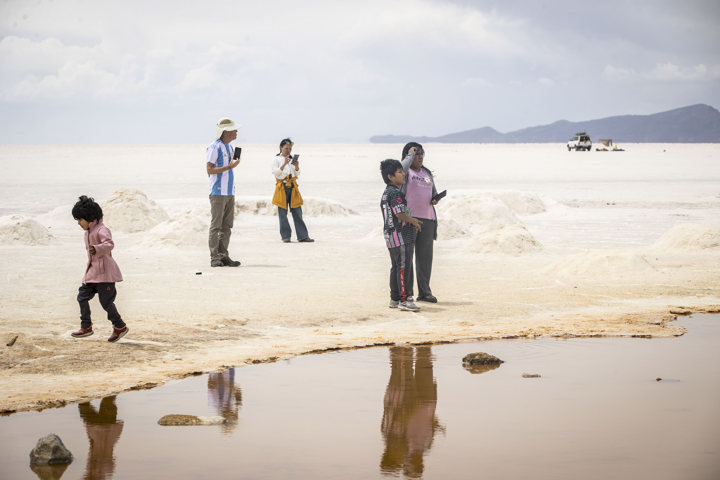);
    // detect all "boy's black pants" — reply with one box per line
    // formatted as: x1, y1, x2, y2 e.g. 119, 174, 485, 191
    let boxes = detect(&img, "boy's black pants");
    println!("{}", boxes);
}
77, 282, 125, 329
388, 243, 415, 302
